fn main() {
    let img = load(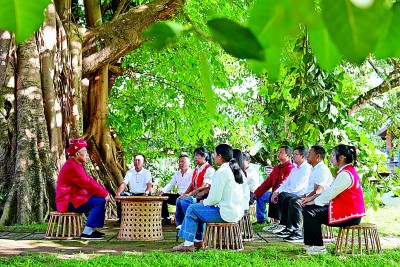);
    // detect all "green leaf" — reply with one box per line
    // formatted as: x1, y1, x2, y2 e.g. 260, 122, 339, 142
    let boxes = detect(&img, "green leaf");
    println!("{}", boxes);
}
0, 0, 50, 44
207, 18, 264, 60
142, 21, 185, 49
308, 19, 342, 71
248, 0, 297, 81
374, 3, 400, 59
321, 0, 389, 63
199, 54, 216, 117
